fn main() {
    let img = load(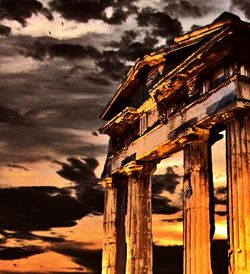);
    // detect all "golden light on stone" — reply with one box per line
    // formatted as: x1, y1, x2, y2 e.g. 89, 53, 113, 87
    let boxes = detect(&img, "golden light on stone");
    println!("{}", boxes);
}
99, 13, 250, 274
